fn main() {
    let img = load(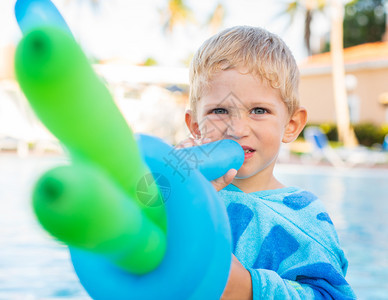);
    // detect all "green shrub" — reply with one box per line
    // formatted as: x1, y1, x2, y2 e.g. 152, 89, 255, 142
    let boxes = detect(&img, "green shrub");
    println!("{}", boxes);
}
319, 123, 338, 141
353, 123, 388, 147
